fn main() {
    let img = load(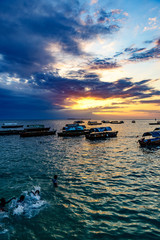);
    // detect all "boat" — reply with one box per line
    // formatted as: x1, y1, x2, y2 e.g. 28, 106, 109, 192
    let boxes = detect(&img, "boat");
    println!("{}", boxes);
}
23, 124, 50, 132
66, 123, 86, 128
101, 120, 110, 123
0, 129, 23, 135
149, 121, 160, 125
58, 124, 86, 137
132, 120, 136, 123
85, 127, 118, 140
1, 123, 23, 128
88, 121, 102, 125
154, 128, 160, 131
110, 121, 124, 124
20, 130, 56, 137
138, 131, 160, 147
73, 120, 84, 124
